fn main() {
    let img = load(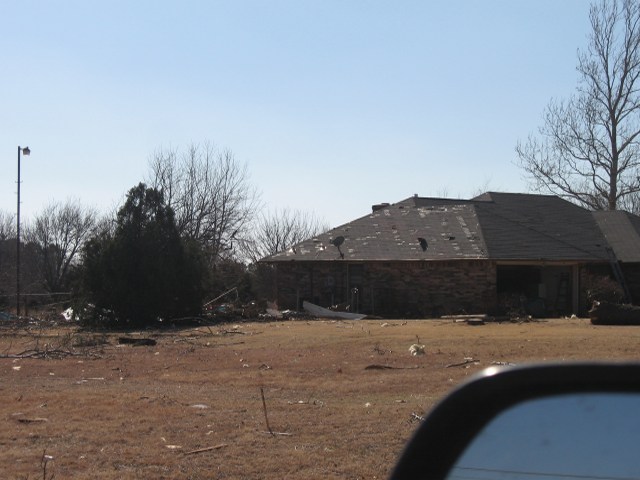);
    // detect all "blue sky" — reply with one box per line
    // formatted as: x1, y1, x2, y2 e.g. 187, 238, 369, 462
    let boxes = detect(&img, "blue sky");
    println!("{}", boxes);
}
2, 1, 592, 228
